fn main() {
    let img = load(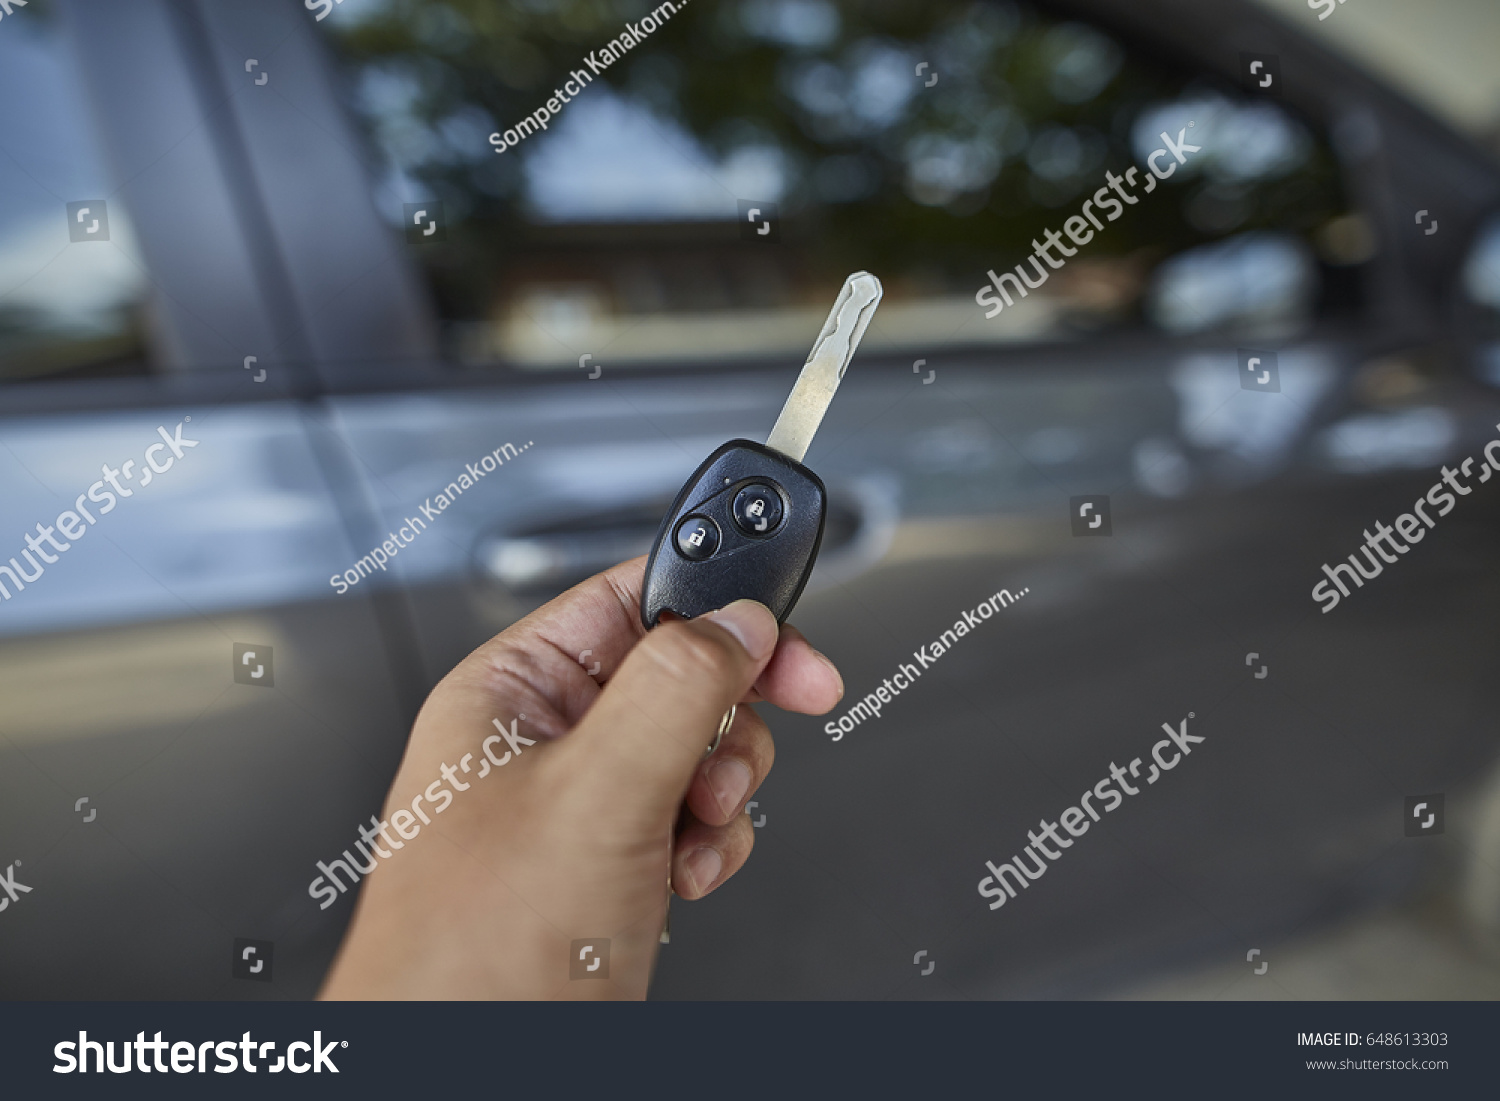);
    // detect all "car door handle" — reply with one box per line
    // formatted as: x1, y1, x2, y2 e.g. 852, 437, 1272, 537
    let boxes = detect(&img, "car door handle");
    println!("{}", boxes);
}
477, 515, 664, 593
477, 489, 877, 595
